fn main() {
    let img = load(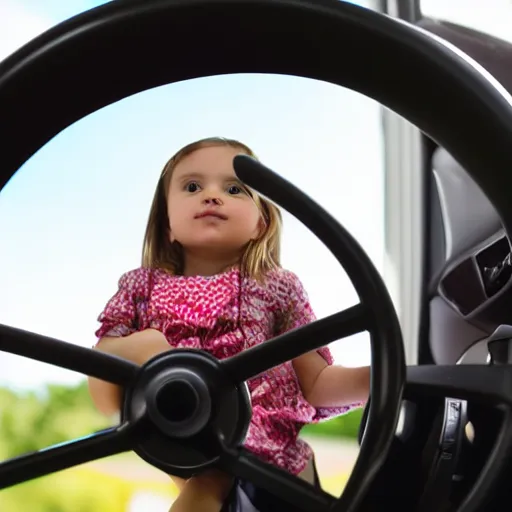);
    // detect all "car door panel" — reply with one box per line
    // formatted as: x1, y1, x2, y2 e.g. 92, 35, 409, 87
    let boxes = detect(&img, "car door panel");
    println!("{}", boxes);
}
417, 21, 512, 365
